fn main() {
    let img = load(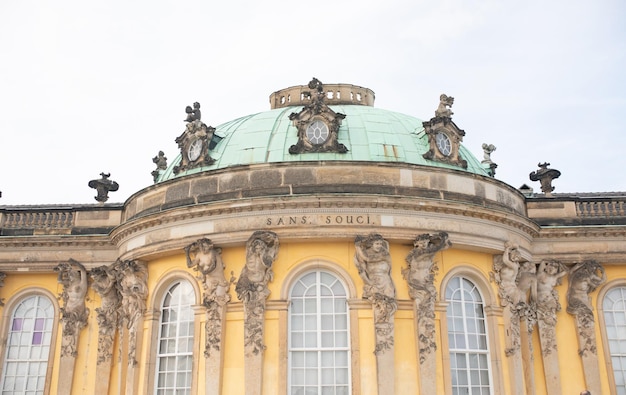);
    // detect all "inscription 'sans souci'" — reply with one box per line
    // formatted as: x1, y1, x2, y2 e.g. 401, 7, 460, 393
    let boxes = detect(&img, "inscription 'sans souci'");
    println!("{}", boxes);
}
265, 215, 373, 226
